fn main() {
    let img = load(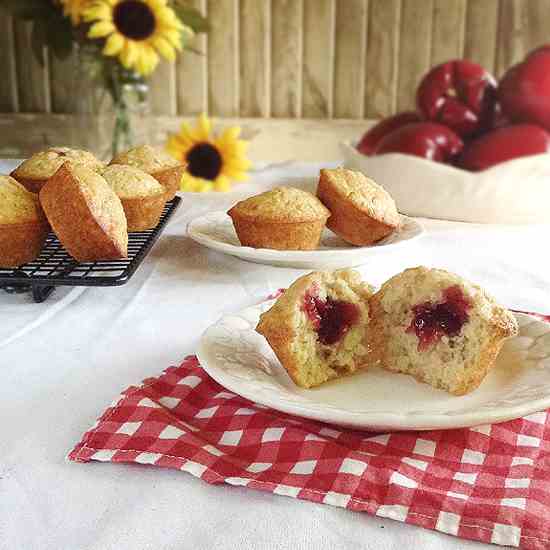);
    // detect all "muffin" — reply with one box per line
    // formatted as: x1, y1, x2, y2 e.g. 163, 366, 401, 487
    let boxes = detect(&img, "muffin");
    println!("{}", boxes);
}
368, 267, 518, 395
102, 165, 166, 232
228, 187, 330, 250
0, 176, 49, 267
110, 145, 186, 201
317, 168, 400, 246
11, 147, 104, 193
256, 270, 373, 388
39, 163, 128, 262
